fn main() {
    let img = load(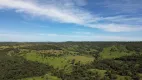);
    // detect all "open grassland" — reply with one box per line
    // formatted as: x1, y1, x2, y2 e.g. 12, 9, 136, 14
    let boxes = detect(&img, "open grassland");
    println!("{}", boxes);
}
21, 52, 72, 71
100, 45, 134, 59
20, 51, 94, 73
